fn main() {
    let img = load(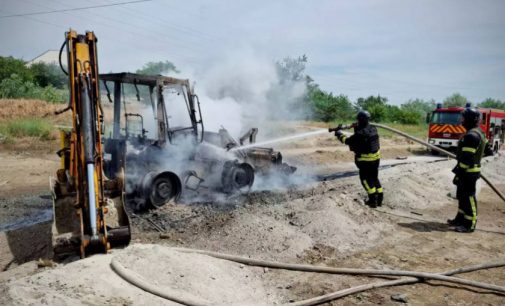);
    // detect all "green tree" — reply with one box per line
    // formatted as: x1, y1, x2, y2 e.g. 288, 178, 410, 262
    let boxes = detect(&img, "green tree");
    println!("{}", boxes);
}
354, 95, 388, 112
369, 104, 388, 122
309, 91, 353, 122
0, 56, 33, 82
478, 98, 505, 110
442, 93, 472, 108
401, 98, 436, 115
136, 61, 179, 75
29, 62, 67, 89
